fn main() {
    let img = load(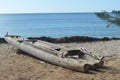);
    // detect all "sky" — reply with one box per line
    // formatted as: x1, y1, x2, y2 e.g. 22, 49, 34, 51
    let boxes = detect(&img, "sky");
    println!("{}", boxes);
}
0, 0, 120, 13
